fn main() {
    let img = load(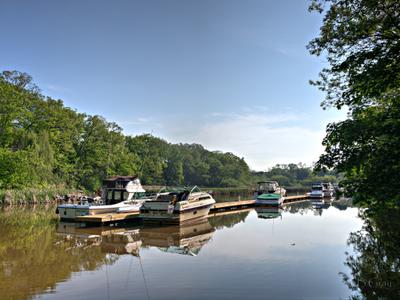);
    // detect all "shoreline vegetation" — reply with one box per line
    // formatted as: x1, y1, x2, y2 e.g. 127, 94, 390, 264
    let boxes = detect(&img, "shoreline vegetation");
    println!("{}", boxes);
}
0, 187, 76, 205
